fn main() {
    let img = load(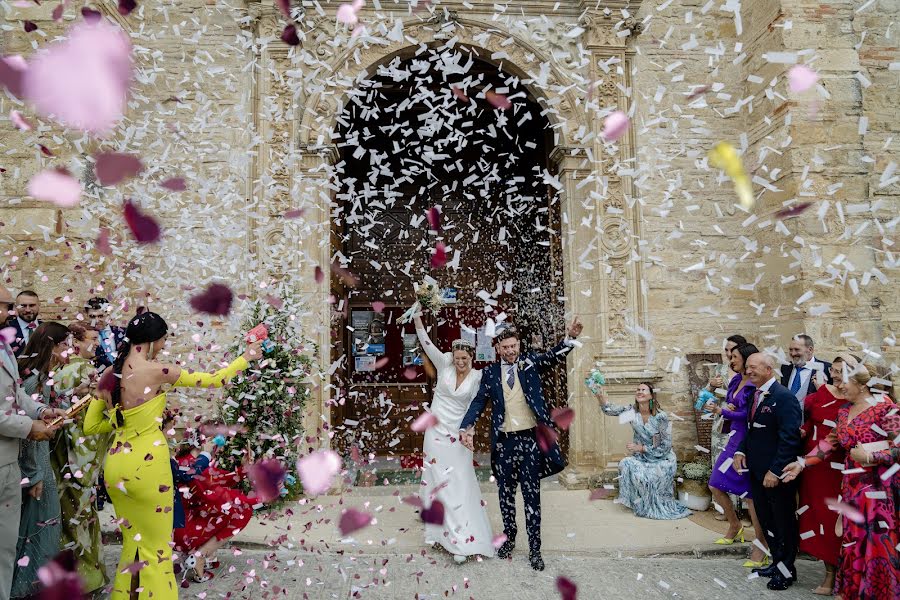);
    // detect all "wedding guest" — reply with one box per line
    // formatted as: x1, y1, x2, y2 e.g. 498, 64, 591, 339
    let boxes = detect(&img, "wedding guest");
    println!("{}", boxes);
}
6, 291, 41, 357
781, 334, 832, 405
705, 334, 747, 393
792, 354, 854, 596
11, 323, 69, 598
784, 363, 900, 599
594, 383, 691, 520
0, 286, 58, 600
51, 324, 109, 594
82, 311, 262, 598
733, 352, 802, 591
84, 297, 124, 369
705, 343, 769, 566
